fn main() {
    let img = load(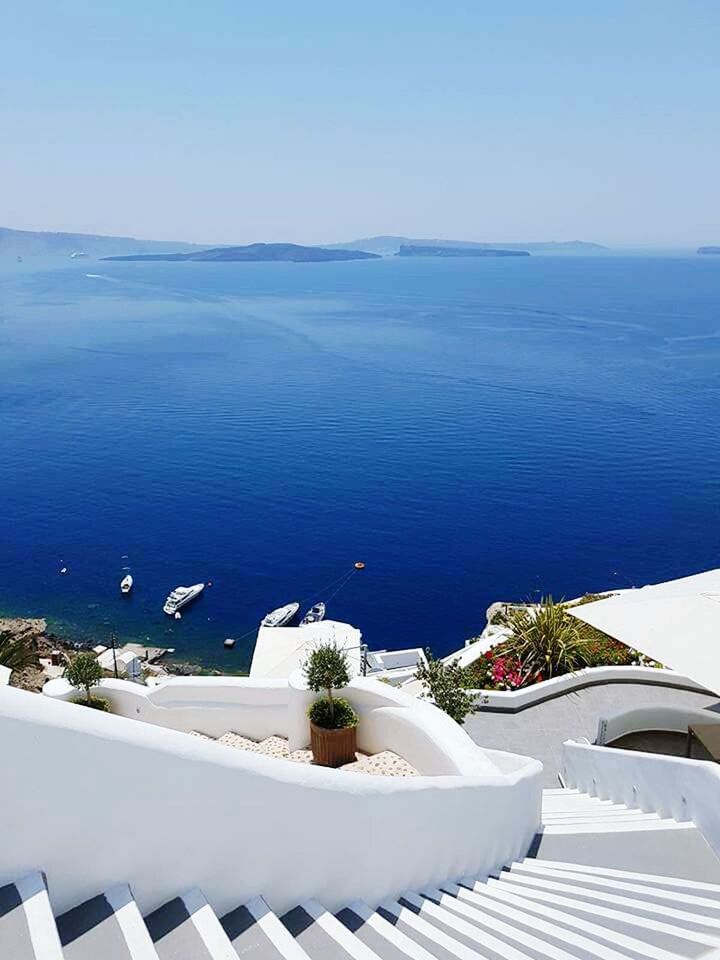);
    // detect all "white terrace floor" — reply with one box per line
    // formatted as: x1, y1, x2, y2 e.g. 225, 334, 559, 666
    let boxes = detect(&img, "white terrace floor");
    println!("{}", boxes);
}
465, 682, 720, 787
